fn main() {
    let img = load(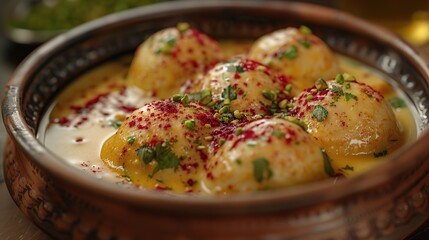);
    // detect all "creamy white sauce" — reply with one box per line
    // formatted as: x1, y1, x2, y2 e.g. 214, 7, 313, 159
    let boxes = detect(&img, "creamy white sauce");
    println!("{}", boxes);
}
38, 84, 152, 184
37, 55, 419, 185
